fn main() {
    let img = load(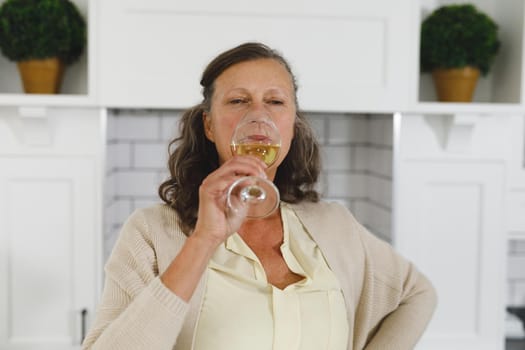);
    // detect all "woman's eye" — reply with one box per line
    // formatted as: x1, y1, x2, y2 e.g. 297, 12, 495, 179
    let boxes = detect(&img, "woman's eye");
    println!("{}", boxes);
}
229, 98, 246, 104
268, 100, 284, 105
